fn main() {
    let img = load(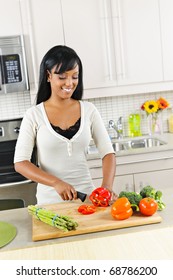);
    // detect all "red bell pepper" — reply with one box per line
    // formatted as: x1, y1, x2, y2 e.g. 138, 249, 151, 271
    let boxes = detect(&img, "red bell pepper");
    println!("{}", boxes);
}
89, 187, 111, 207
78, 204, 96, 215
